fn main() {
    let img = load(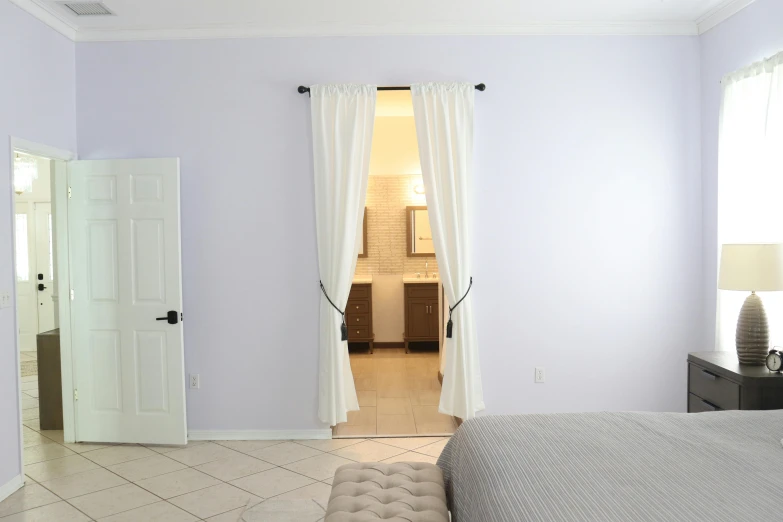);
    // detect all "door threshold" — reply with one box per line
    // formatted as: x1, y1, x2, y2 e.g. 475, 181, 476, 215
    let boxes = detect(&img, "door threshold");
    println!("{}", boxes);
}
333, 433, 453, 439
